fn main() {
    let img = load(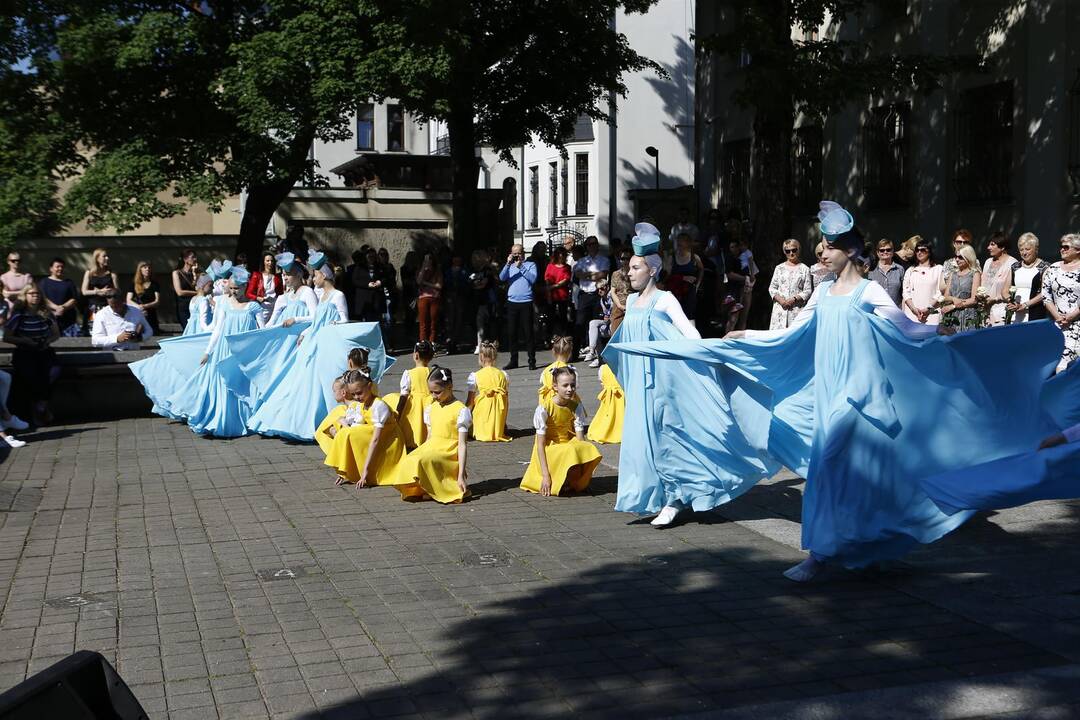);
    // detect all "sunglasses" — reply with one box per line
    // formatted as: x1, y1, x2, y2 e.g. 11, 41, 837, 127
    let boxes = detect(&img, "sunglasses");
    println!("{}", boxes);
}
1063, 244, 1076, 250
954, 255, 965, 261
916, 247, 930, 253
783, 248, 799, 254
7, 258, 19, 263
877, 248, 893, 253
